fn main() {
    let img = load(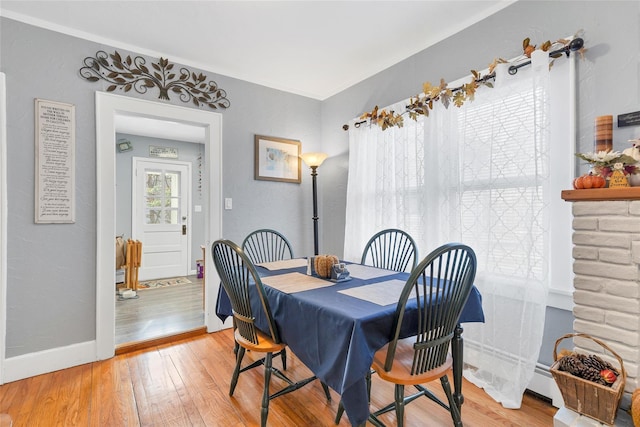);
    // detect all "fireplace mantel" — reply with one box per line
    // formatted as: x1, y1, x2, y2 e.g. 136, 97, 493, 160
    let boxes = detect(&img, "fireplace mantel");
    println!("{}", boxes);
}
561, 187, 640, 201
